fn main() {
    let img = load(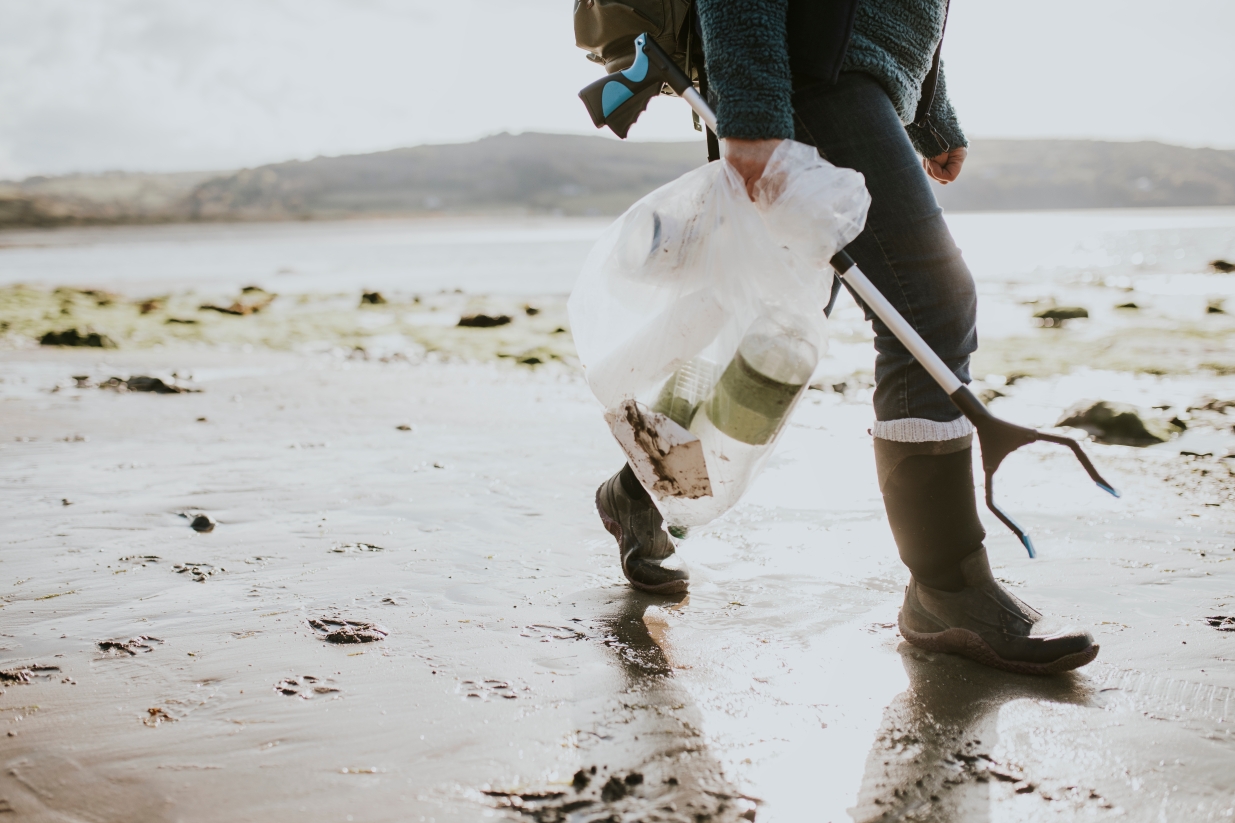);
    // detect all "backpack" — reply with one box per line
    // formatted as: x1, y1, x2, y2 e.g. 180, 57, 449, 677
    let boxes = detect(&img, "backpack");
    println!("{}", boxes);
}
573, 0, 697, 76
